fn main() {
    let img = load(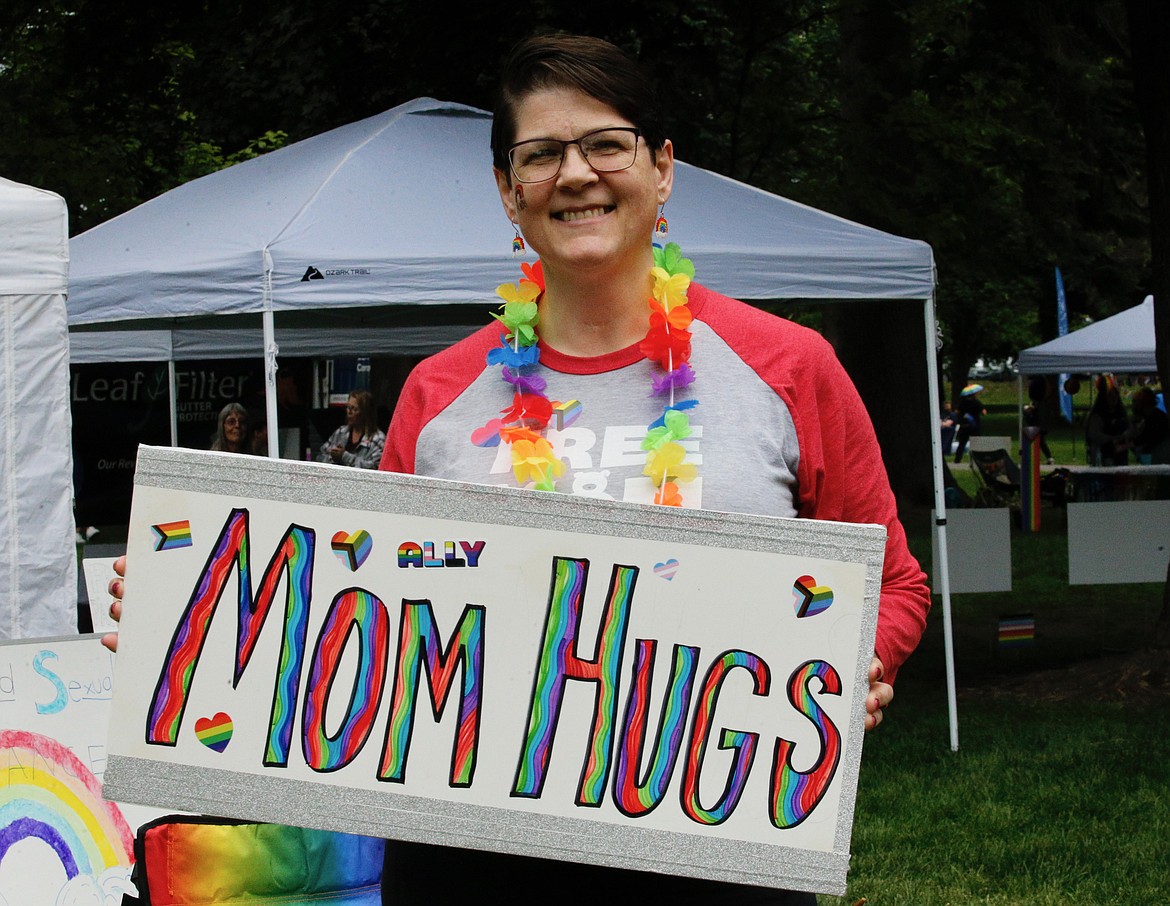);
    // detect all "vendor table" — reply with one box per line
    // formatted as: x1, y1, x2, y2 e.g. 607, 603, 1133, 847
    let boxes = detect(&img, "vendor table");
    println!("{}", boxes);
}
1055, 464, 1170, 503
